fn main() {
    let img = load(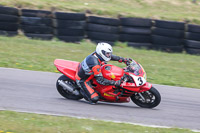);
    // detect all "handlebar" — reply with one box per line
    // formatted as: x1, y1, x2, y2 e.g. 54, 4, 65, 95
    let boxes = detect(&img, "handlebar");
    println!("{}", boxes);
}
125, 61, 131, 66
124, 58, 133, 66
